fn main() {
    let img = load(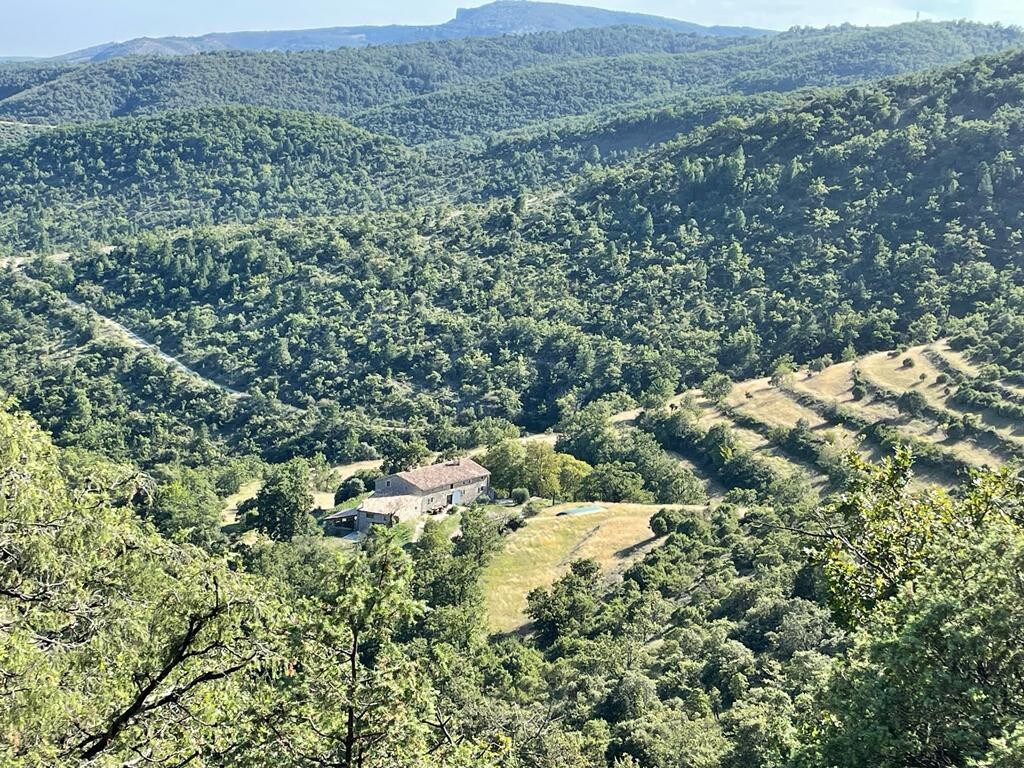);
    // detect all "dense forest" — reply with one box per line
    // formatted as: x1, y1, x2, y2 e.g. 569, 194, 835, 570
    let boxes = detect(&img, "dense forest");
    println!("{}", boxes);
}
0, 27, 739, 123
0, 107, 424, 248
2, 22, 1023, 251
0, 22, 1020, 129
23, 49, 1023, 439
349, 21, 1024, 143
2, 8, 1024, 768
